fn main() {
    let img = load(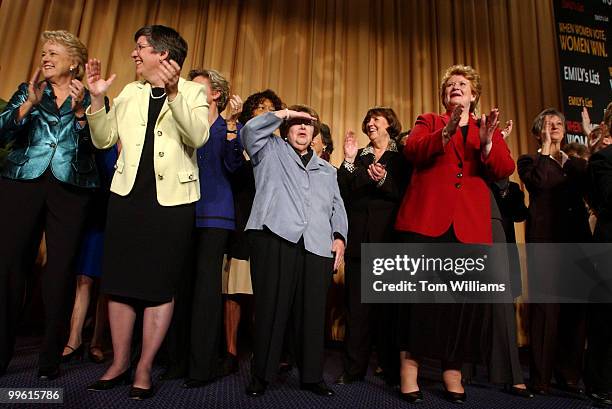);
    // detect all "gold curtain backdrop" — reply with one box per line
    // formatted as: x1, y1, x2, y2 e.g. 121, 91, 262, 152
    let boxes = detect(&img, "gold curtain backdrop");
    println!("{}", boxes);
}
0, 0, 560, 163
0, 0, 563, 344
